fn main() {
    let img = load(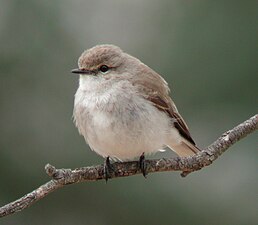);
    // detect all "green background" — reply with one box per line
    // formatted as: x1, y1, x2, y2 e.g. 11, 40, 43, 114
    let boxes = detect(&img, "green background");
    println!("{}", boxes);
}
0, 1, 257, 224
